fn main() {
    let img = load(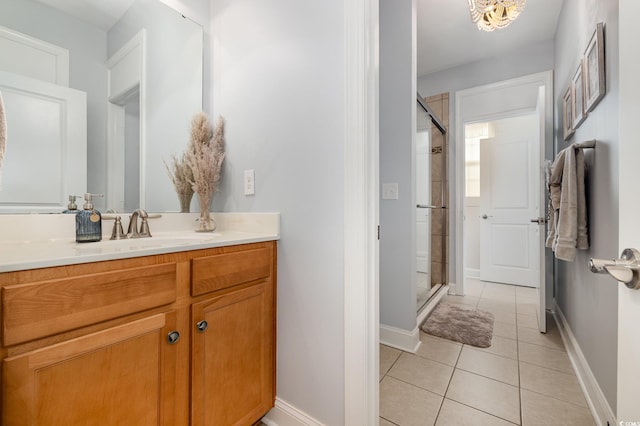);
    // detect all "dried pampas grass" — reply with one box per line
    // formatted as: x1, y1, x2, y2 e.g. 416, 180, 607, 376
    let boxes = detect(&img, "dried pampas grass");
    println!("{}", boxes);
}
0, 91, 6, 190
186, 114, 225, 201
184, 113, 225, 231
165, 112, 225, 219
164, 152, 194, 211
